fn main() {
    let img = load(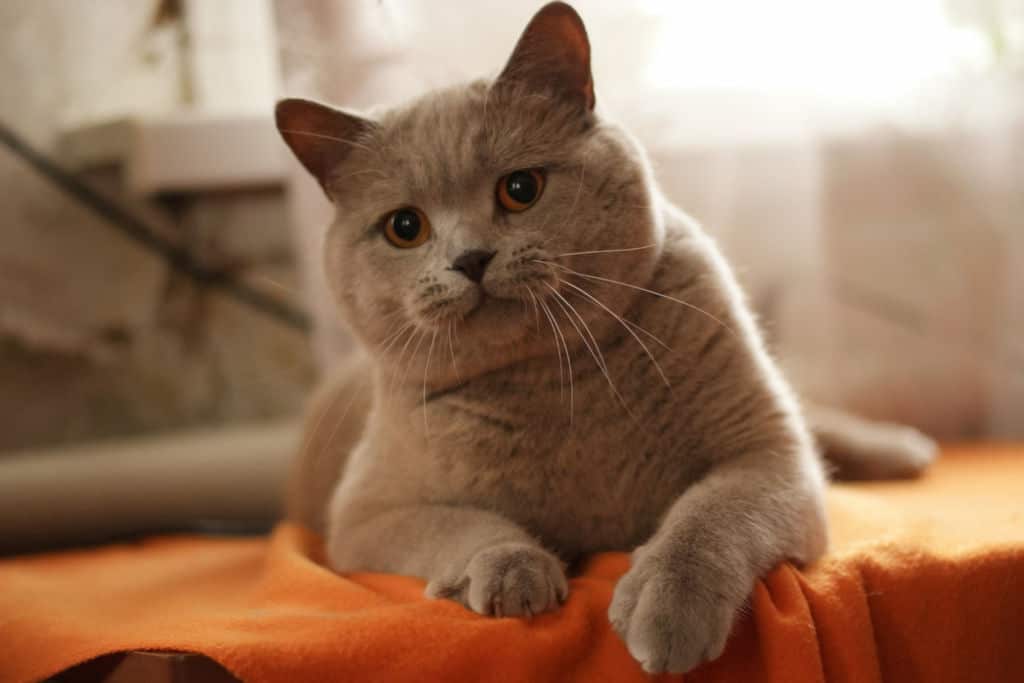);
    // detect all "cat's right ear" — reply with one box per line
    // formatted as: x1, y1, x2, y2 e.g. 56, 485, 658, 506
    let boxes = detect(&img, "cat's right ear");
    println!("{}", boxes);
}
275, 98, 375, 196
496, 2, 595, 111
